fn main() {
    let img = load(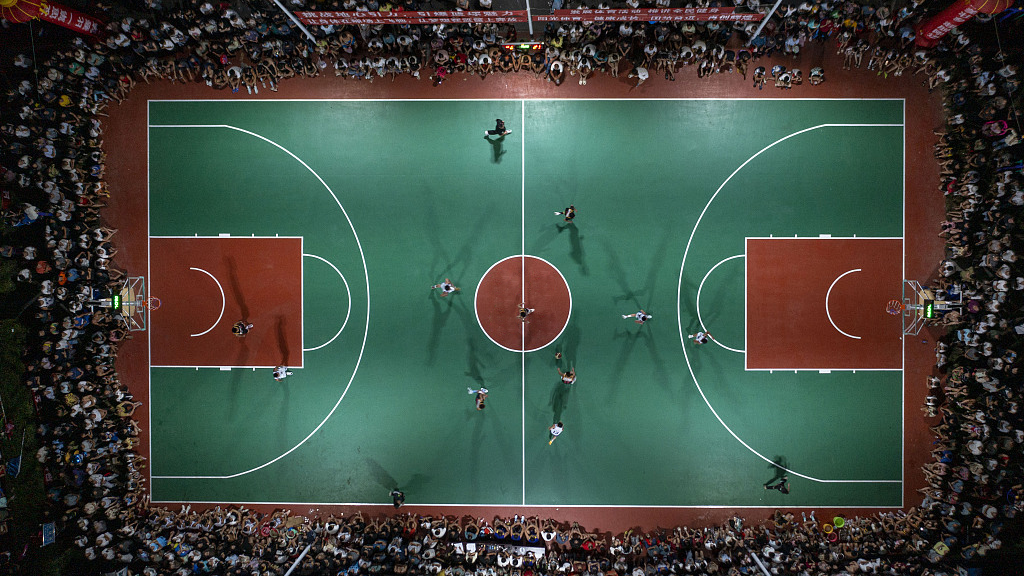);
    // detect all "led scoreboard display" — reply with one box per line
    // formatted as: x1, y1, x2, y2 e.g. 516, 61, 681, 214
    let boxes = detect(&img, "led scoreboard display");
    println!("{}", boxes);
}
501, 42, 544, 52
